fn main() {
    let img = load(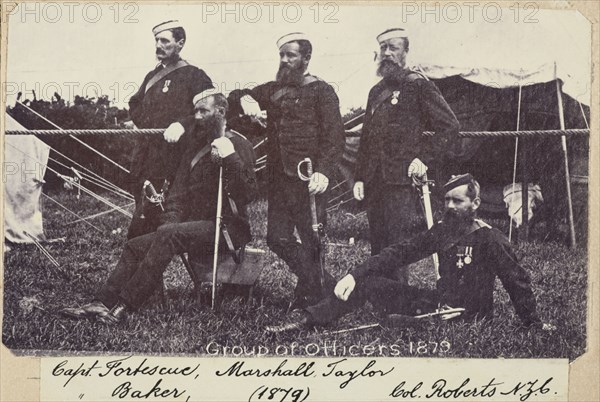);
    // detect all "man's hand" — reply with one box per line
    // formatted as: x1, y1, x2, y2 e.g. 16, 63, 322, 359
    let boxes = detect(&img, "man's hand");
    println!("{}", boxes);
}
334, 274, 356, 301
353, 181, 365, 201
240, 95, 264, 117
408, 158, 428, 178
123, 120, 137, 129
211, 137, 235, 158
308, 172, 329, 195
163, 122, 185, 143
